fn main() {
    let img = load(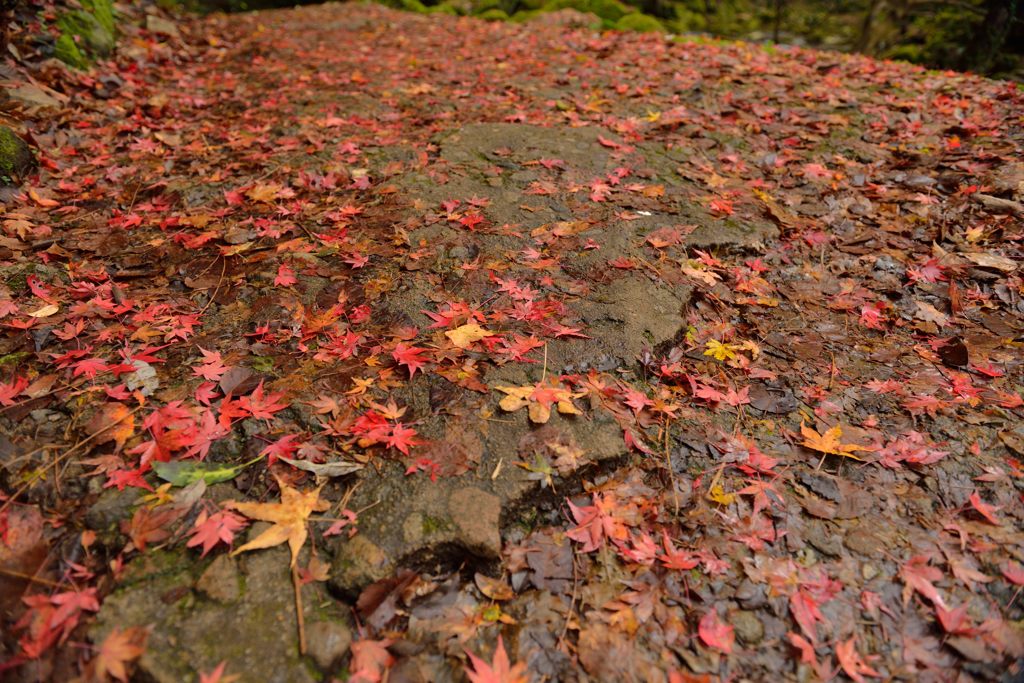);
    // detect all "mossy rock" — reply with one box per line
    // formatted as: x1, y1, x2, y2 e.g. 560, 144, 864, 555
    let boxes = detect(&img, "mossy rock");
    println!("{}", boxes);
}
55, 0, 117, 67
54, 34, 89, 68
82, 0, 117, 35
478, 7, 509, 19
0, 127, 35, 185
615, 12, 663, 32
58, 10, 115, 56
542, 0, 634, 22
